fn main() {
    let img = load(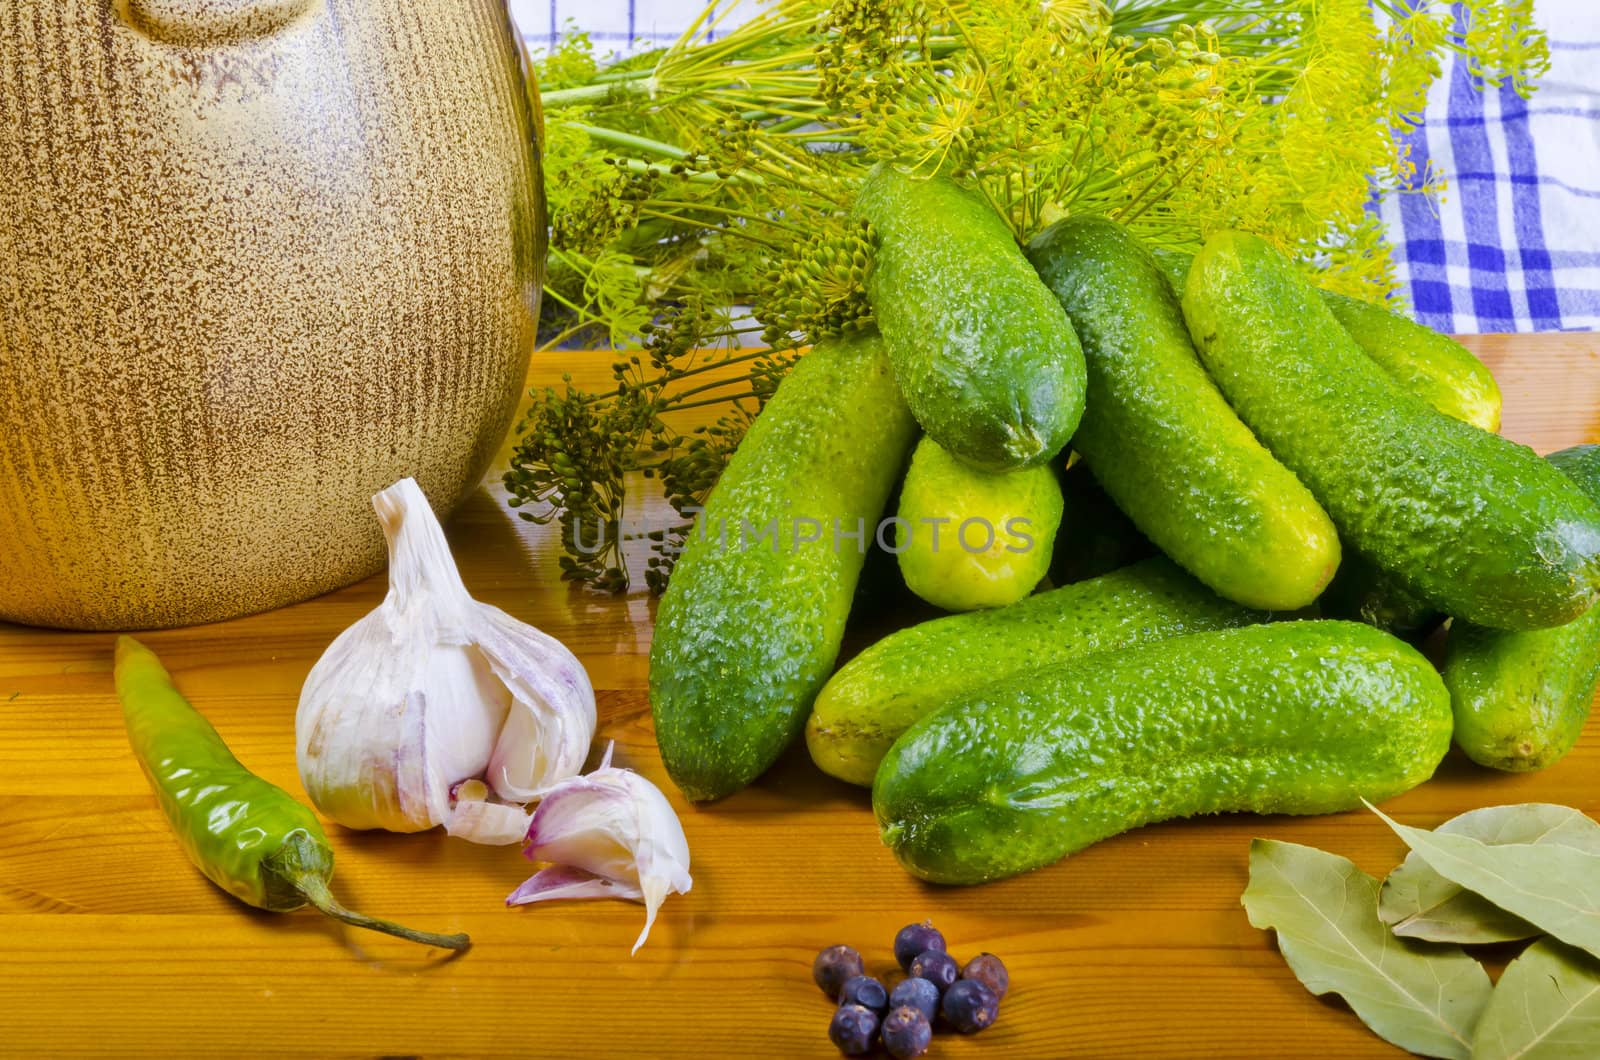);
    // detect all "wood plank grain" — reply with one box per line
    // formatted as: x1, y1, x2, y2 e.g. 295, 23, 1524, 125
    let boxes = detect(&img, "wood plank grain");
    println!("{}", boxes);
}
2, 334, 1598, 1058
